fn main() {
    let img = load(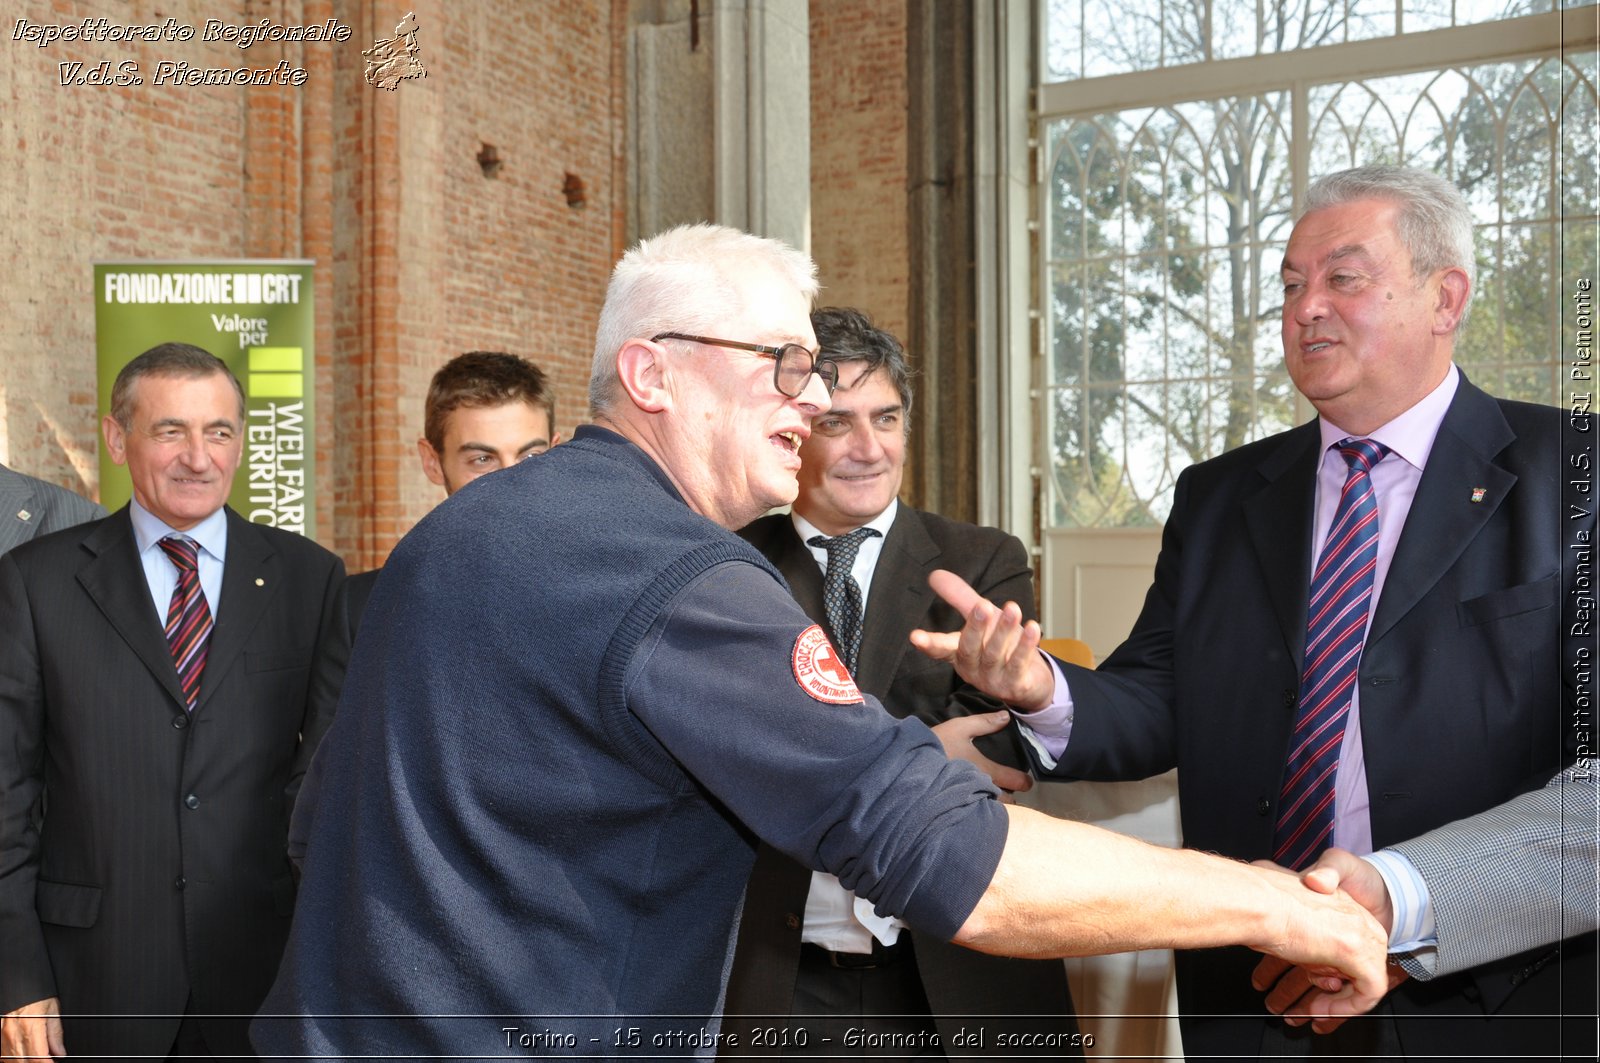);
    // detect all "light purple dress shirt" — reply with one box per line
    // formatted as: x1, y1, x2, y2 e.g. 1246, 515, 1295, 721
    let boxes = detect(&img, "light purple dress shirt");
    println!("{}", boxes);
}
1019, 365, 1462, 860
